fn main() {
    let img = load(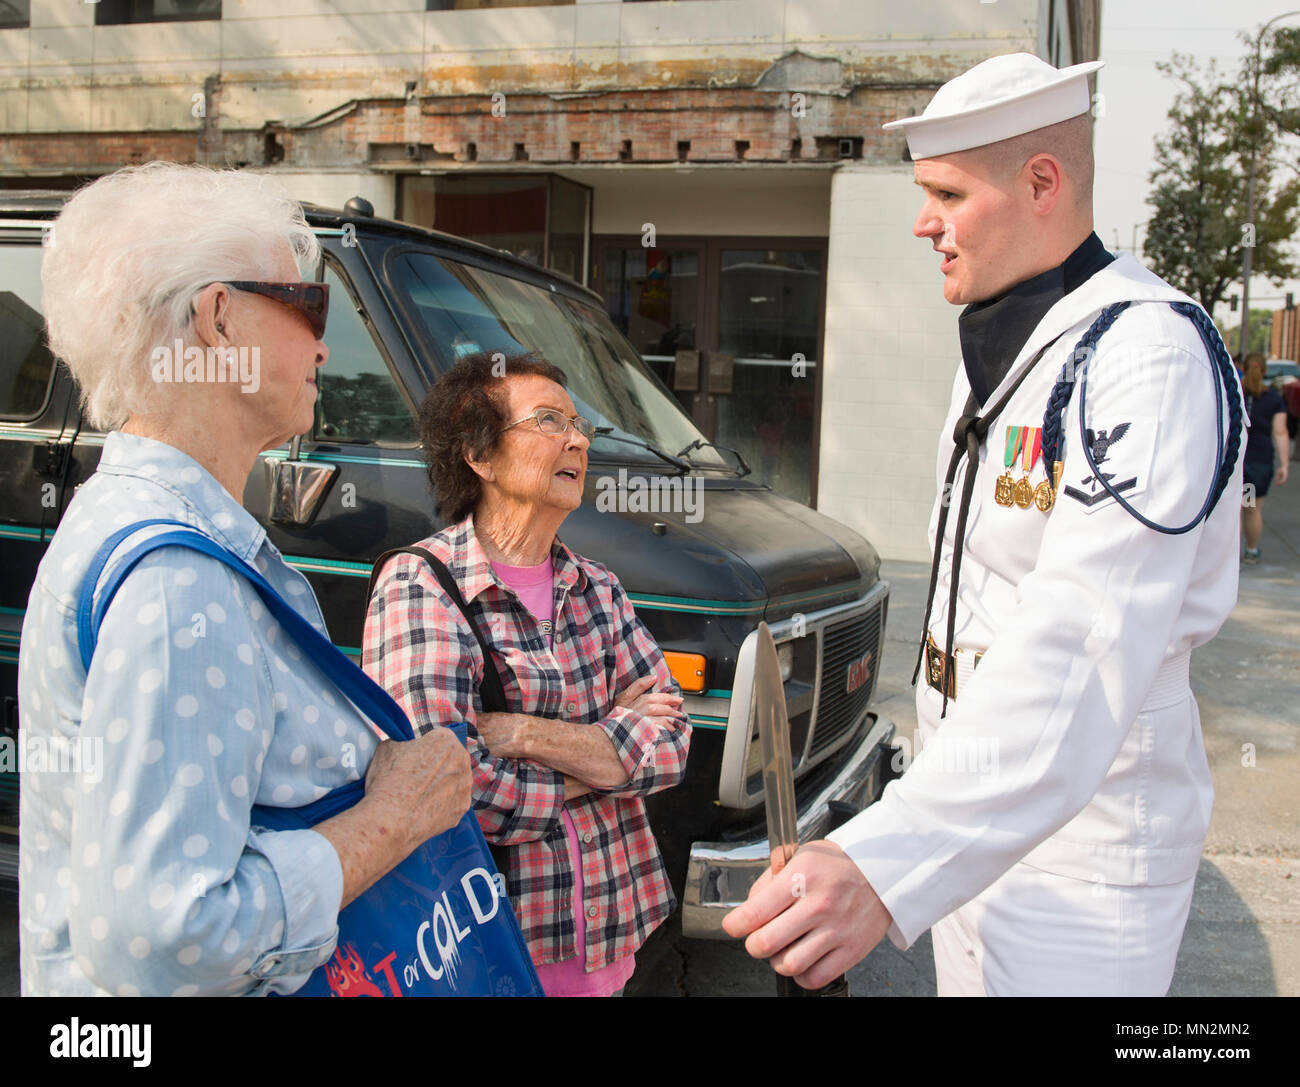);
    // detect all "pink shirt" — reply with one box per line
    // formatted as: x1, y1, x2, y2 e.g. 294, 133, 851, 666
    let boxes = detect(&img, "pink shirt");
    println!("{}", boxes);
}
491, 555, 636, 998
